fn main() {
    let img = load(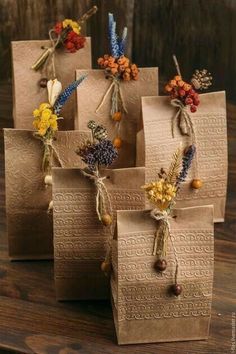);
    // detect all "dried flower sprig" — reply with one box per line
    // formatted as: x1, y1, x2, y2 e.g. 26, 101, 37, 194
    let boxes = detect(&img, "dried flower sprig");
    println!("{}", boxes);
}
33, 75, 87, 174
77, 120, 118, 276
76, 120, 118, 226
142, 145, 196, 297
32, 6, 97, 92
96, 13, 139, 149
